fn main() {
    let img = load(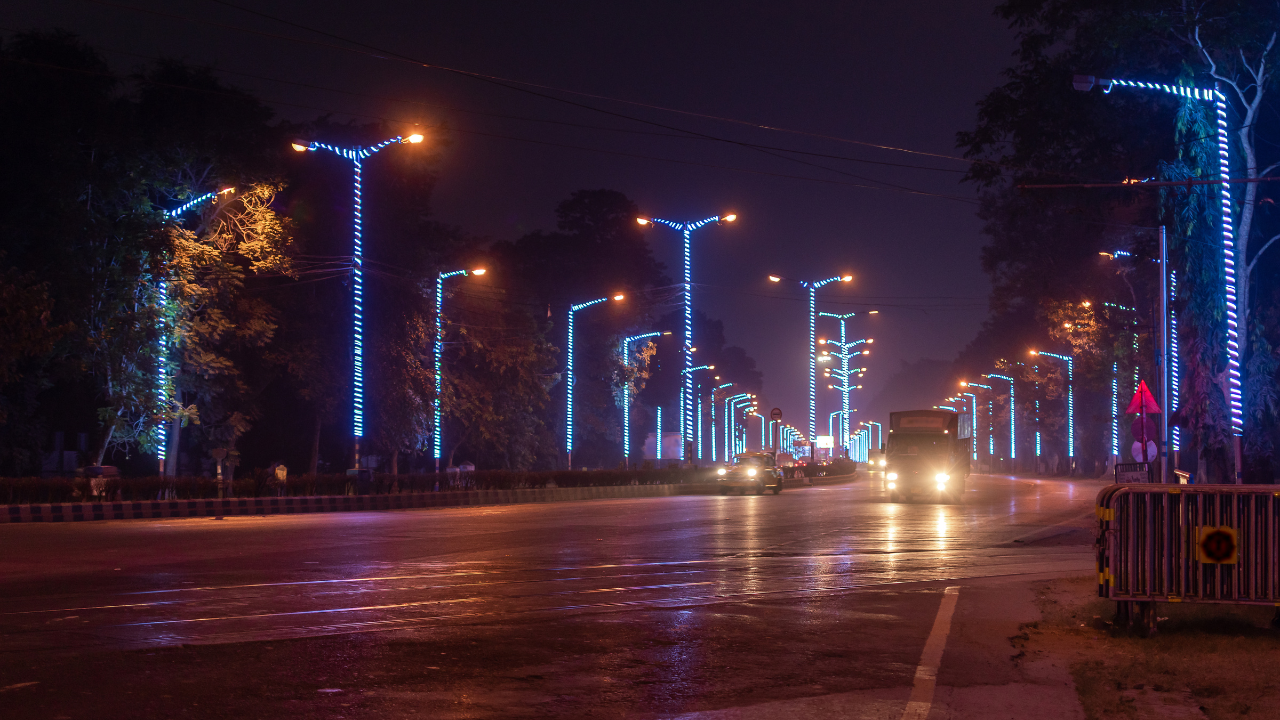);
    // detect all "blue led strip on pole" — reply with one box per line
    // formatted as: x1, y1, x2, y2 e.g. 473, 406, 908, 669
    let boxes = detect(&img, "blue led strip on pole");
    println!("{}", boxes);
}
656, 407, 662, 460
297, 135, 416, 465
1103, 79, 1241, 436
818, 311, 868, 455
960, 392, 977, 460
1170, 271, 1181, 452
1111, 362, 1119, 457
434, 270, 472, 472
621, 332, 661, 465
566, 297, 609, 469
985, 374, 1016, 461
1035, 353, 1074, 460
